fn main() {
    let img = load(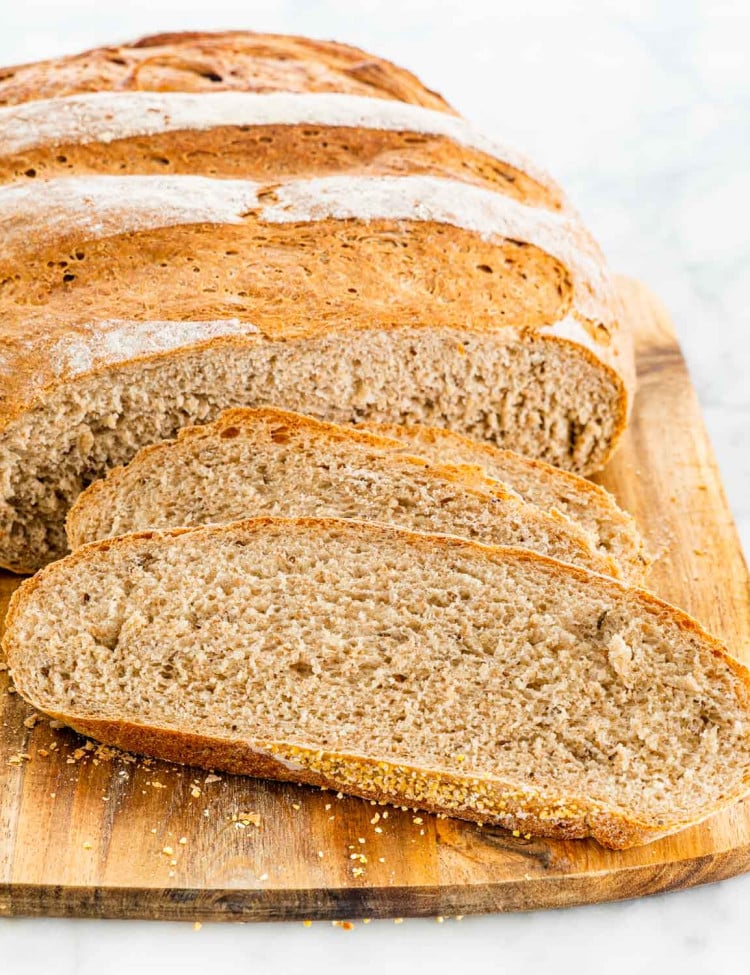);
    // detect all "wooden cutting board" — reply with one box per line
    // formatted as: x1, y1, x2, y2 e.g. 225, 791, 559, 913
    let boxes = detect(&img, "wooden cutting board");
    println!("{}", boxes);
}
2, 276, 750, 922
